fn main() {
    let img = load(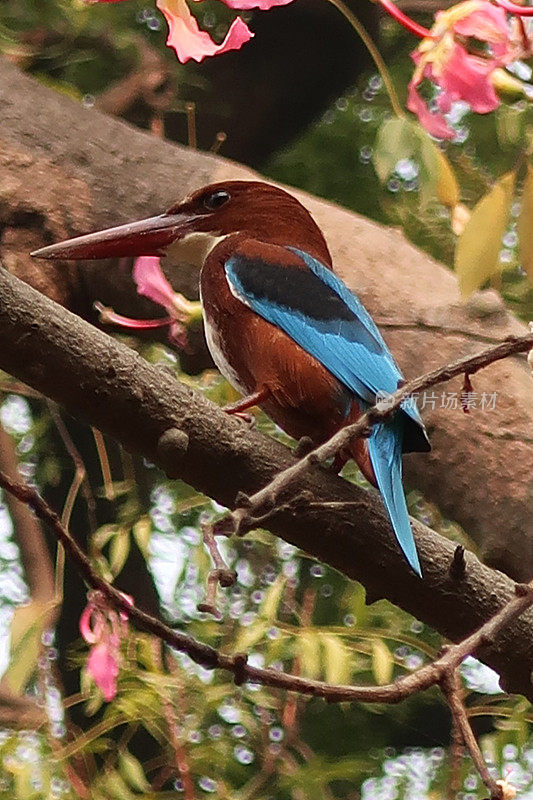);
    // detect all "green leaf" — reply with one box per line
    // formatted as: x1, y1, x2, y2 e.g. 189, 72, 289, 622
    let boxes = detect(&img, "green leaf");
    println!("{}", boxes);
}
518, 163, 533, 286
109, 528, 130, 577
373, 117, 458, 208
455, 171, 516, 299
496, 104, 526, 149
417, 133, 440, 207
3, 601, 51, 693
320, 633, 351, 685
371, 639, 393, 685
118, 751, 150, 792
4, 760, 36, 800
373, 118, 420, 183
346, 582, 368, 628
